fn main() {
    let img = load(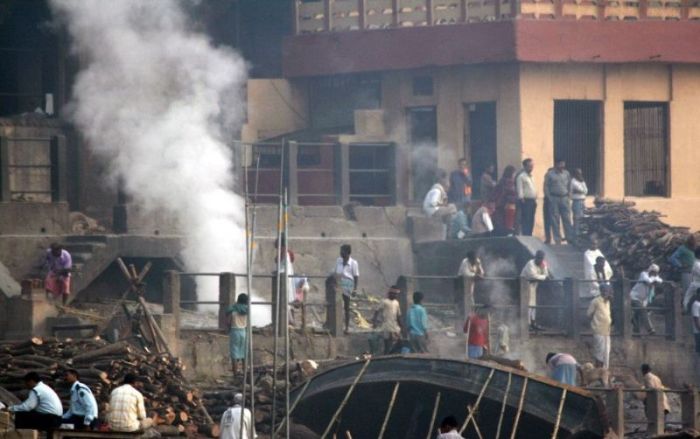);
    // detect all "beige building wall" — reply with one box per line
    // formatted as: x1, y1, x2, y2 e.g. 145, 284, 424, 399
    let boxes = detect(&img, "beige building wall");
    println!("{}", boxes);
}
241, 79, 308, 143
381, 64, 521, 202
519, 62, 700, 231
